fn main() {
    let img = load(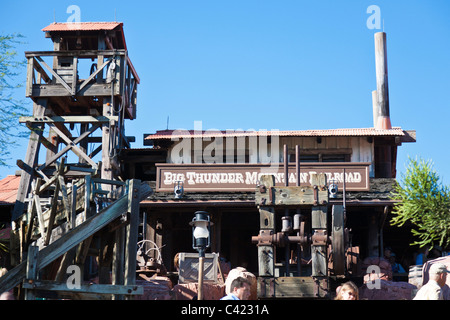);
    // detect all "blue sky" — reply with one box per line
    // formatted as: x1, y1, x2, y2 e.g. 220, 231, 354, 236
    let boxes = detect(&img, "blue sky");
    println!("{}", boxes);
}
1, 0, 449, 185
